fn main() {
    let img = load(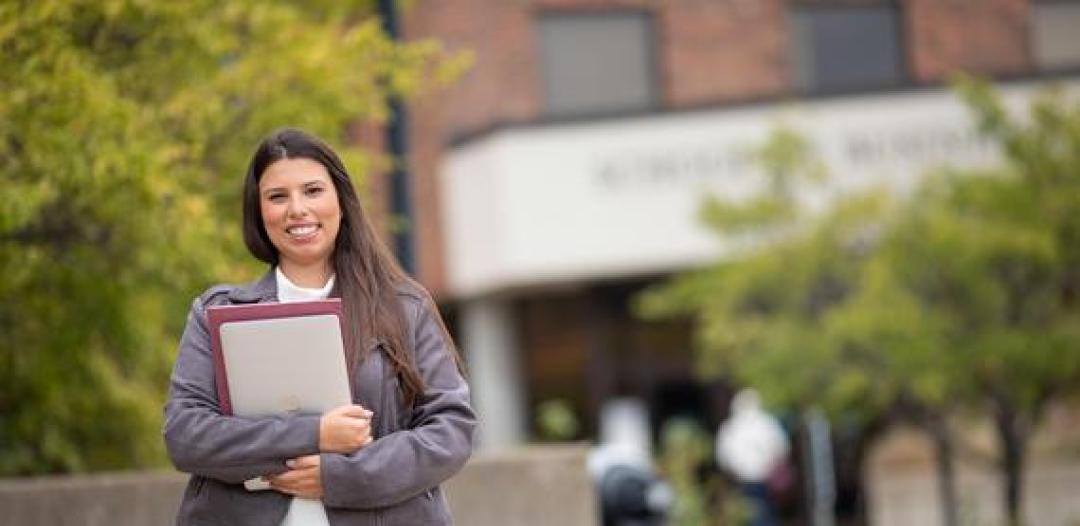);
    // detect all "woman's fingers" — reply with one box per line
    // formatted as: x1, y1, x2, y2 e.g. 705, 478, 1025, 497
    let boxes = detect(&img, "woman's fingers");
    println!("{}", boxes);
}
320, 405, 375, 453
268, 458, 323, 499
332, 404, 373, 419
266, 470, 304, 486
269, 479, 320, 498
286, 454, 320, 469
